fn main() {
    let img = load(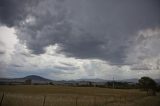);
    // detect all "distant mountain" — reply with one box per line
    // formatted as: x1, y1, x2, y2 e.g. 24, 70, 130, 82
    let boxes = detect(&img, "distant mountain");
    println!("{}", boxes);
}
0, 75, 159, 85
76, 78, 107, 82
120, 78, 160, 84
22, 75, 51, 82
75, 78, 139, 83
120, 78, 139, 83
0, 75, 52, 84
